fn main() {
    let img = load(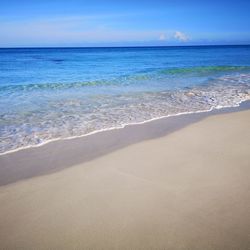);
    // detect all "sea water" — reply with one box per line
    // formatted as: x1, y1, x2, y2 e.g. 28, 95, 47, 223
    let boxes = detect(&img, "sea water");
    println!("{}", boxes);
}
0, 45, 250, 154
